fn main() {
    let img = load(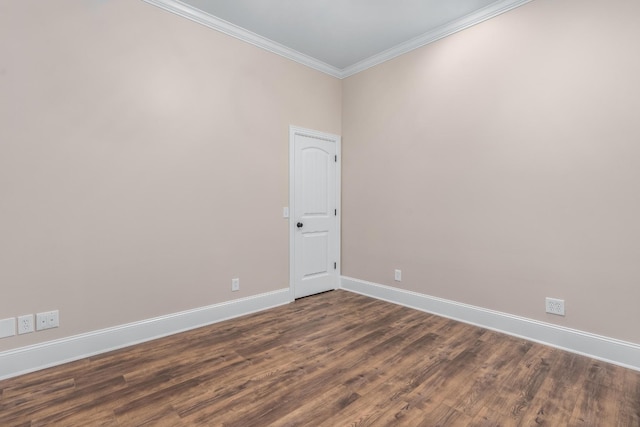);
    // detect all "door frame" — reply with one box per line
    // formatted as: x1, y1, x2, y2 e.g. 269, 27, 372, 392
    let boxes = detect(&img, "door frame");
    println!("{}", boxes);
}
289, 125, 341, 302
